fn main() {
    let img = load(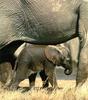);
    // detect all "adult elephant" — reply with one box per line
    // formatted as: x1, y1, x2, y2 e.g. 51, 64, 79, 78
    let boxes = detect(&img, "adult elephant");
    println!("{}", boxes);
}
0, 0, 88, 89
